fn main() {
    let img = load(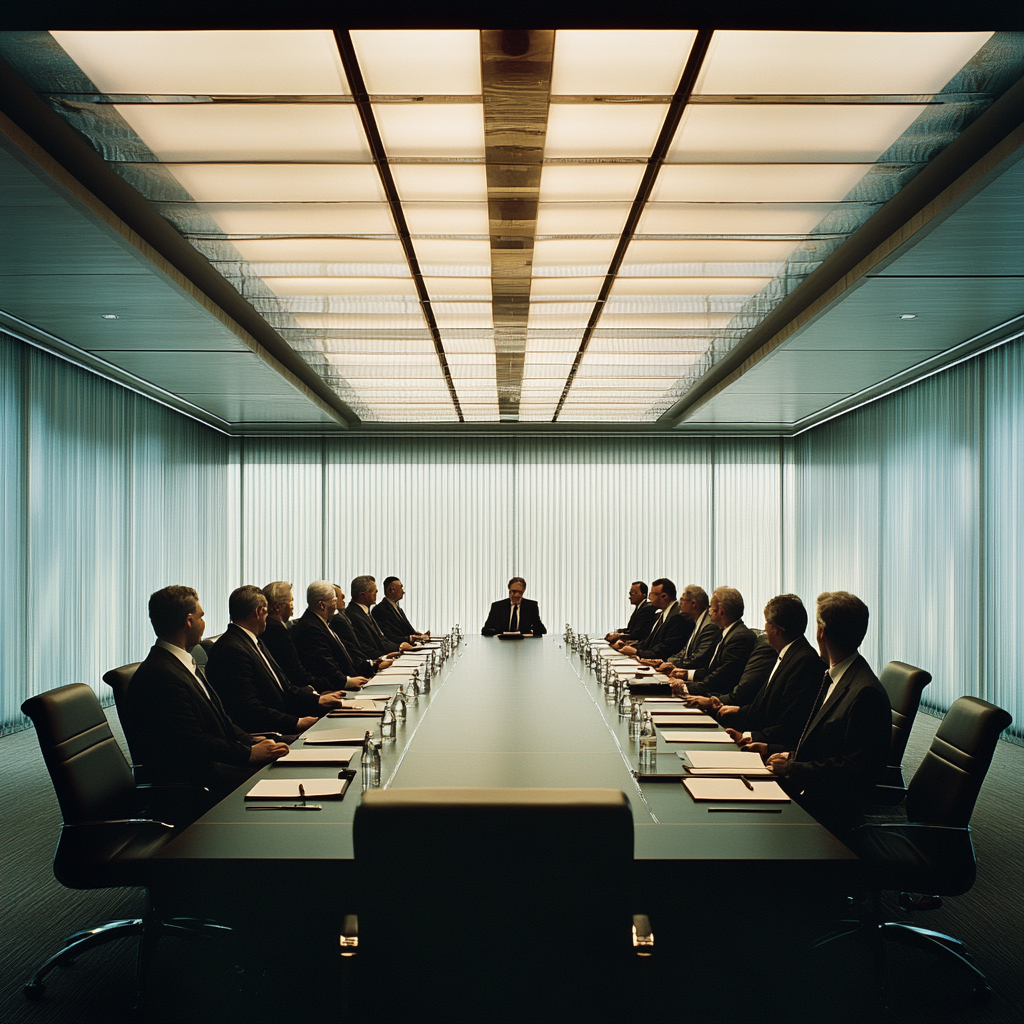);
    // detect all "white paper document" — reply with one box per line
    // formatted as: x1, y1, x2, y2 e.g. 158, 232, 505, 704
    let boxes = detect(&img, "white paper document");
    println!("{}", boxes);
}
651, 713, 718, 728
678, 750, 768, 770
274, 747, 359, 765
246, 778, 349, 799
304, 729, 373, 745
660, 729, 731, 743
682, 766, 773, 777
683, 778, 790, 802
